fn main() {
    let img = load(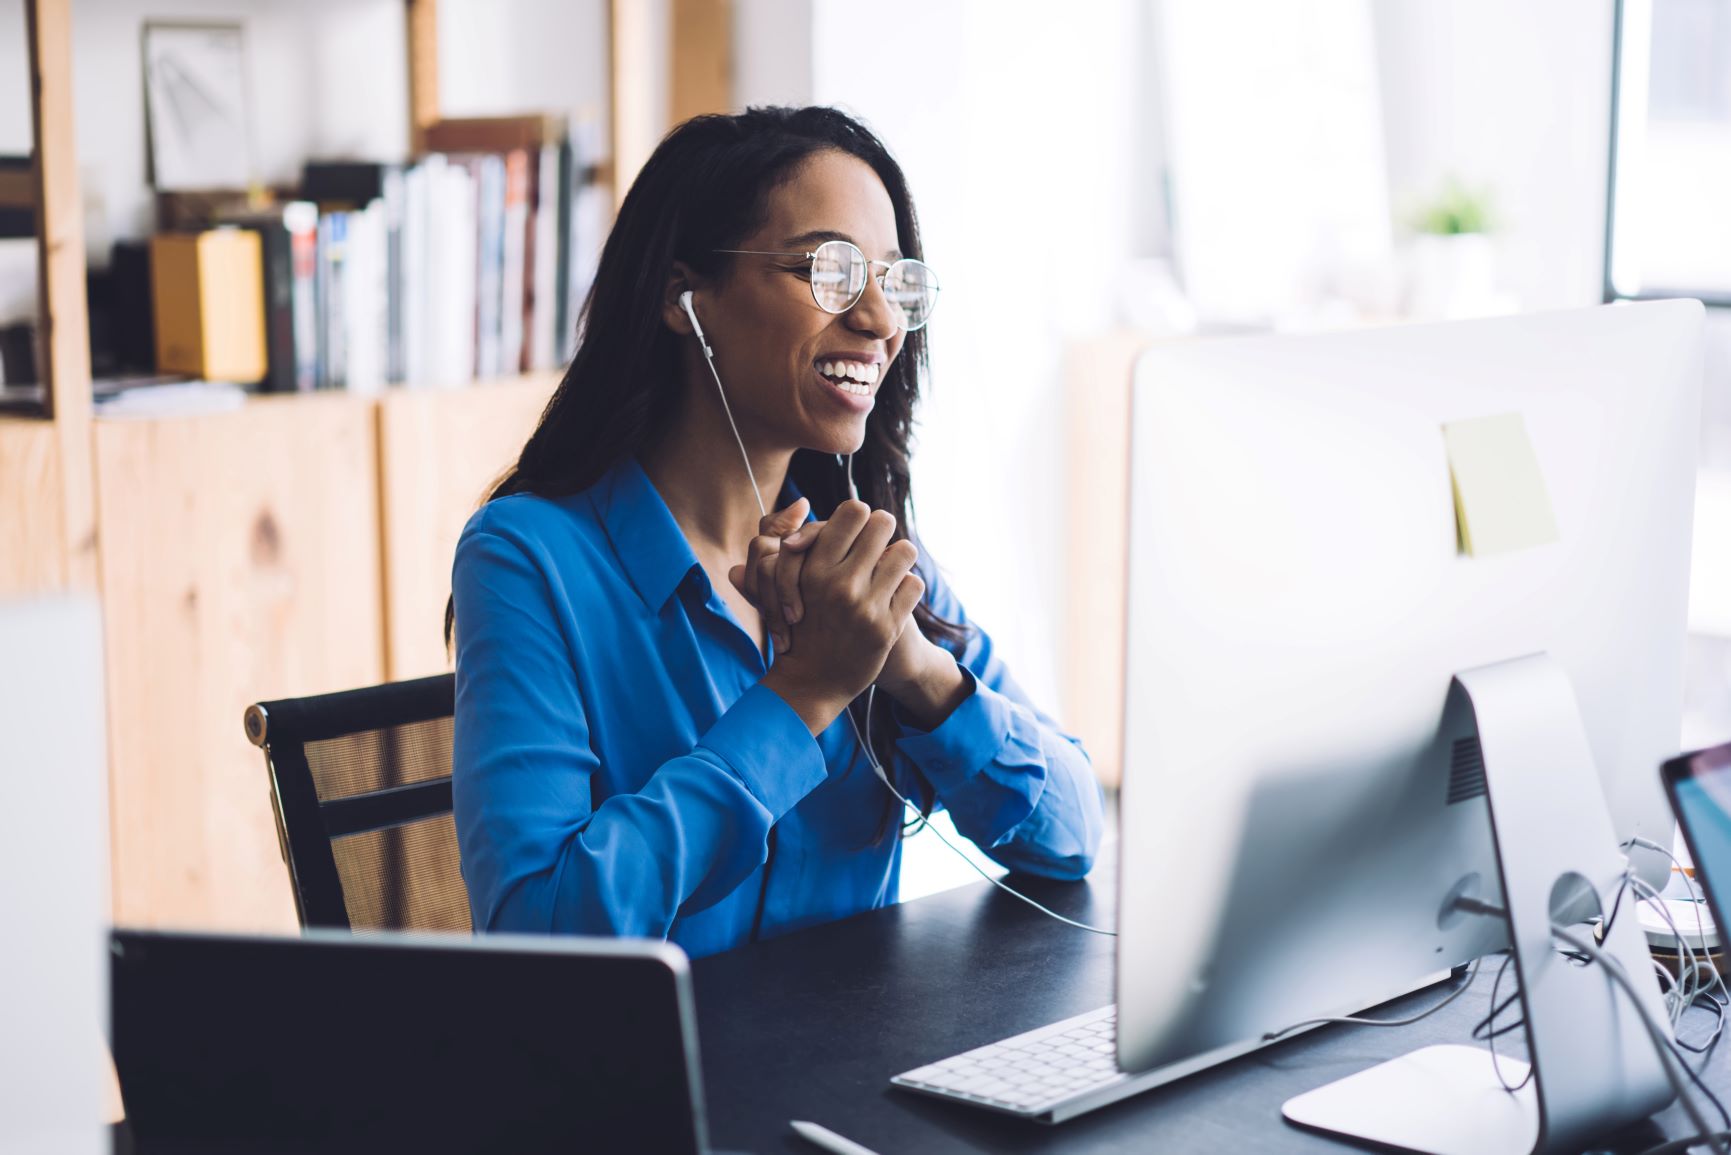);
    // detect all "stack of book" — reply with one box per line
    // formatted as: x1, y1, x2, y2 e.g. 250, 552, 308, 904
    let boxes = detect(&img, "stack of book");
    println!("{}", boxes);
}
188, 113, 606, 394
